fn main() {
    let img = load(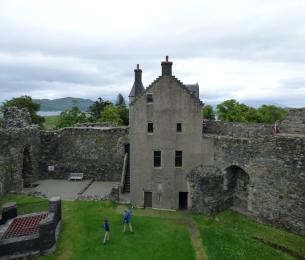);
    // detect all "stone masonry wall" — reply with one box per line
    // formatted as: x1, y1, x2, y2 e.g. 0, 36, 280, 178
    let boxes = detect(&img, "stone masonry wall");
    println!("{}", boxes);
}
205, 121, 273, 138
191, 134, 305, 237
40, 127, 129, 181
280, 108, 305, 134
0, 128, 41, 195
